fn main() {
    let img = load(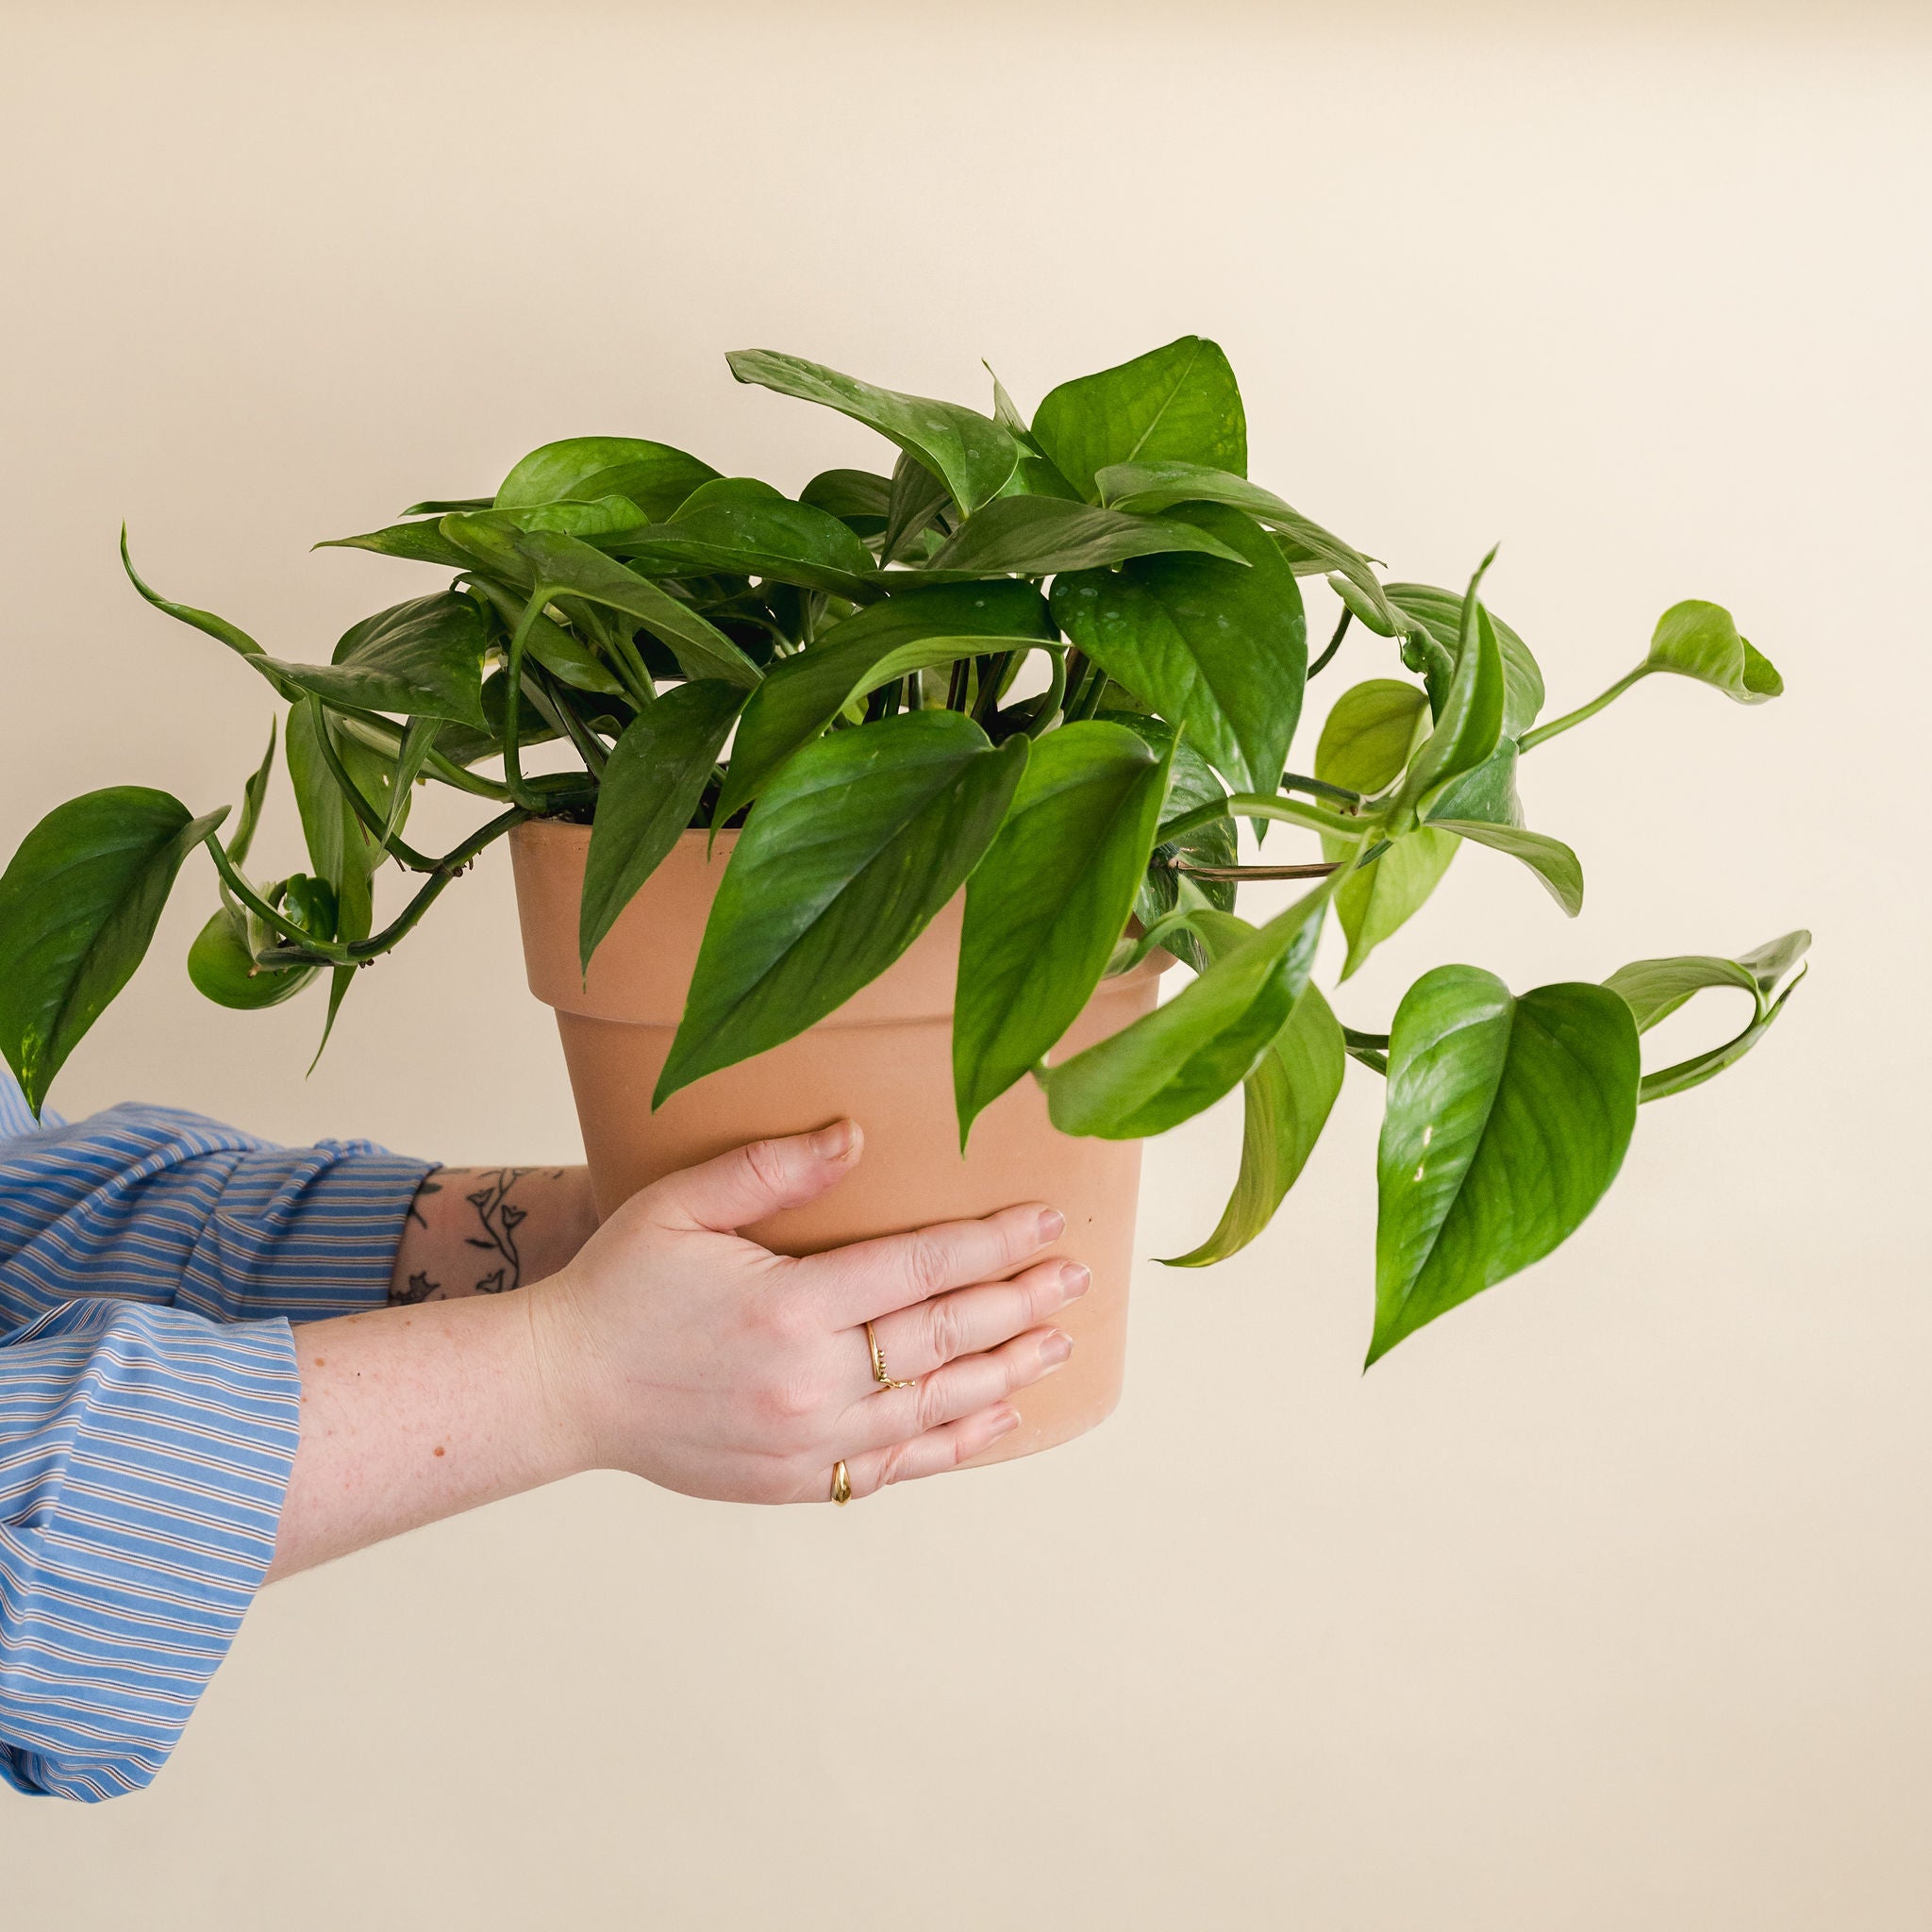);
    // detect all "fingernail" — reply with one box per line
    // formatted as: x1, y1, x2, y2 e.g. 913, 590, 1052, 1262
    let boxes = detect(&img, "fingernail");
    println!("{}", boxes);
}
1041, 1329, 1074, 1369
1037, 1207, 1065, 1244
810, 1120, 858, 1160
1058, 1262, 1091, 1301
991, 1406, 1022, 1437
